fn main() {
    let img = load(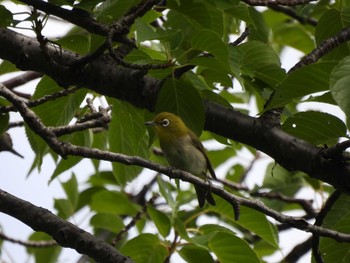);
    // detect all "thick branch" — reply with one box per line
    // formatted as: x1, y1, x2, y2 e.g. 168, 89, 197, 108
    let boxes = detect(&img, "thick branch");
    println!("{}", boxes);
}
0, 189, 134, 263
18, 0, 111, 37
0, 28, 160, 110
